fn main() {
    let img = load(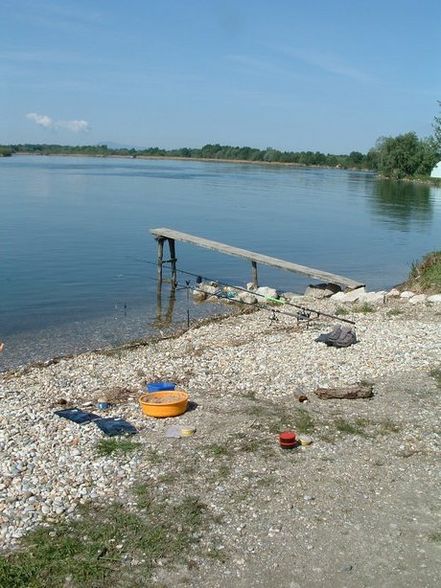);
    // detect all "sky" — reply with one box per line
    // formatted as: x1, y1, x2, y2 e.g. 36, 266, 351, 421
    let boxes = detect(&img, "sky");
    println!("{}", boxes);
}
1, 0, 440, 153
